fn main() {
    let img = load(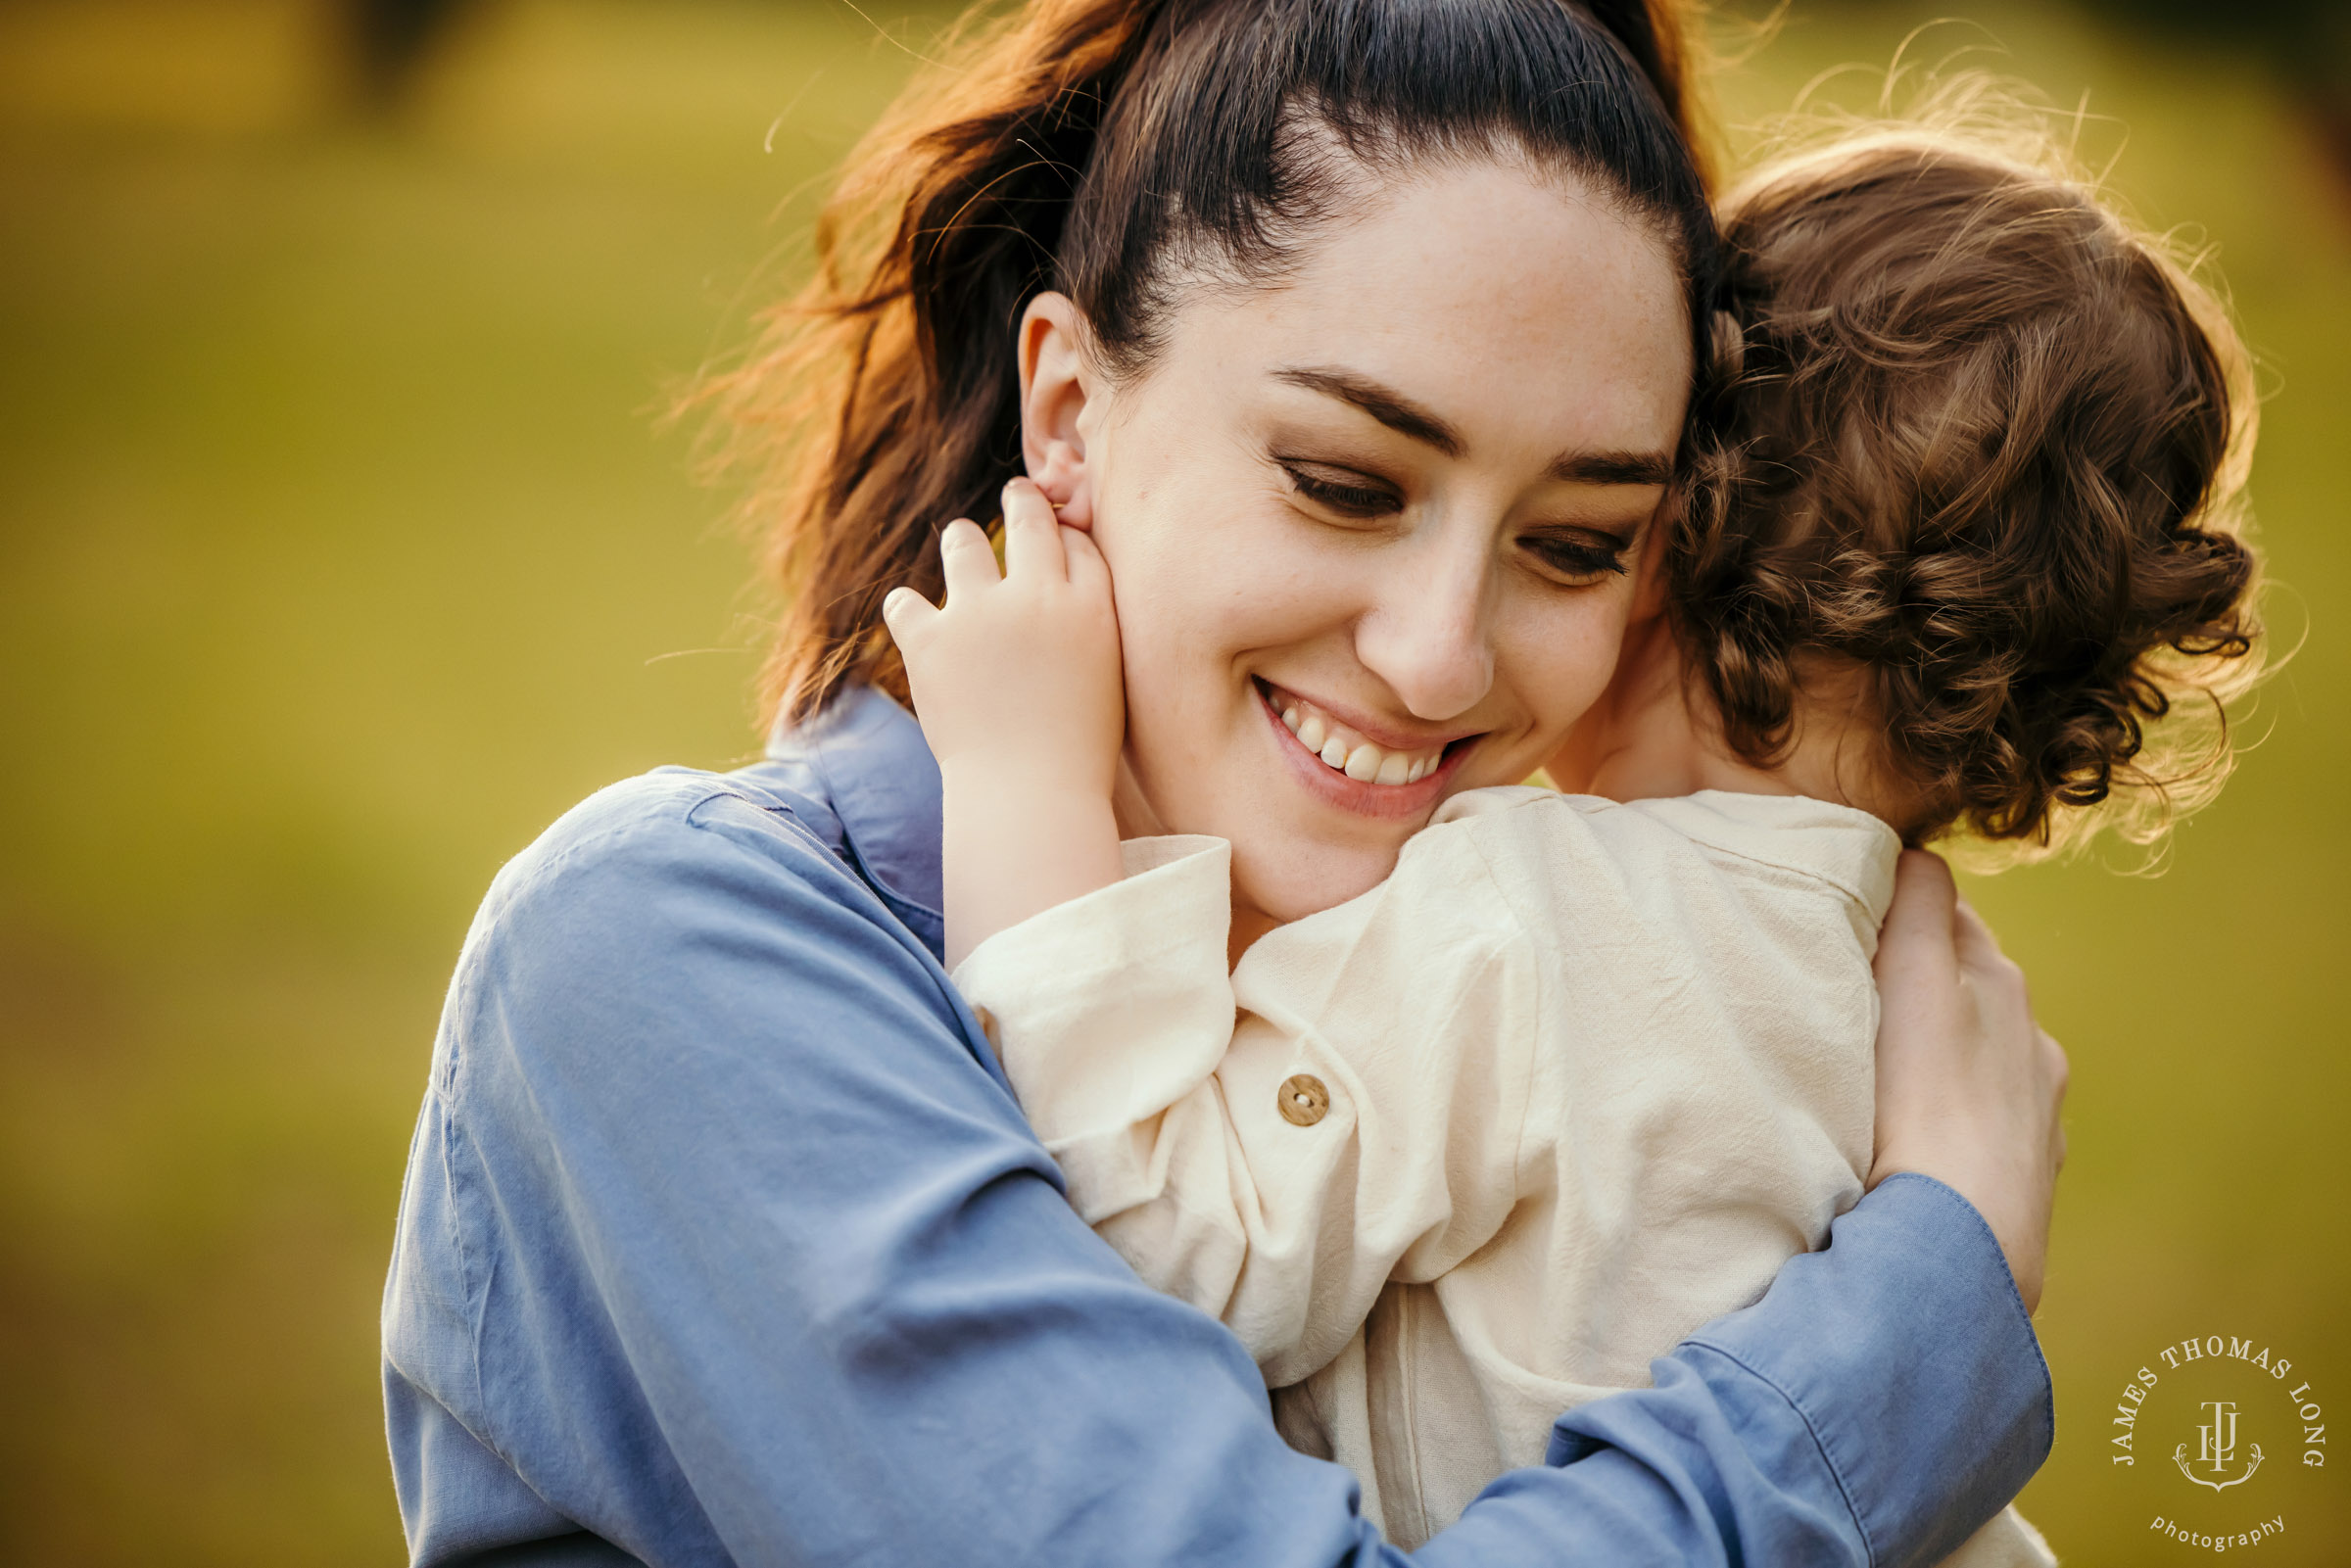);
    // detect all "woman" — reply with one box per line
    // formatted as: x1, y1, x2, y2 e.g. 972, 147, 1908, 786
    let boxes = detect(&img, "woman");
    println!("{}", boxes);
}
381, 1, 2066, 1563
